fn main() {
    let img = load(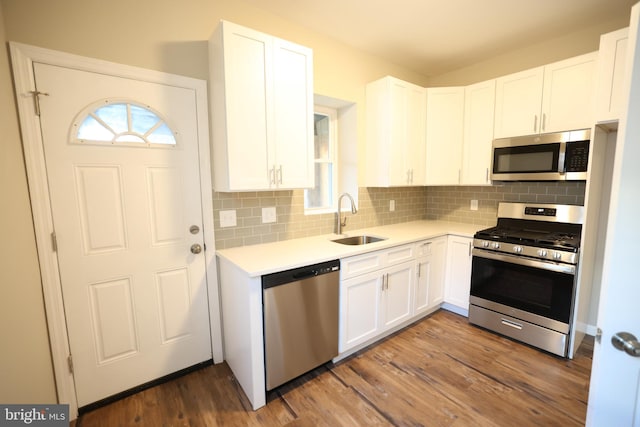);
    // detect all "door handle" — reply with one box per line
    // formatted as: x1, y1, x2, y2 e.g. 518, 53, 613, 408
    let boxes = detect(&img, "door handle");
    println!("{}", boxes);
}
611, 332, 640, 357
190, 243, 202, 254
